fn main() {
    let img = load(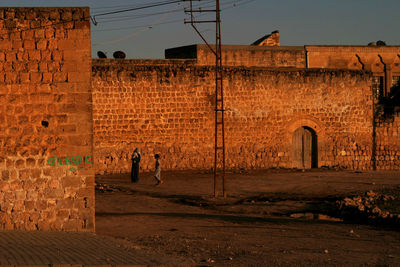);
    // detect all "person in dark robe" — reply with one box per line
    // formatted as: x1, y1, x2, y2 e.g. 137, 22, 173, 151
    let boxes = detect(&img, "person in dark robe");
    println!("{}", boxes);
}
131, 148, 141, 183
